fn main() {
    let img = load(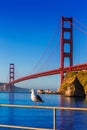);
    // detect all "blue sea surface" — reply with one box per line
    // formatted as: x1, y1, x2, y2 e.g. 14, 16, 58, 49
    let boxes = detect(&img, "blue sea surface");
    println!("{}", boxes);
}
0, 92, 87, 130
